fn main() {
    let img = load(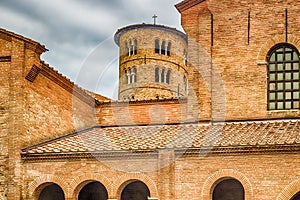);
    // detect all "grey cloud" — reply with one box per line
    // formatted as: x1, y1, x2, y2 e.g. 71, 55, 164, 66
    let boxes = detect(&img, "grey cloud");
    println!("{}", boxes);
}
1, 0, 183, 99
